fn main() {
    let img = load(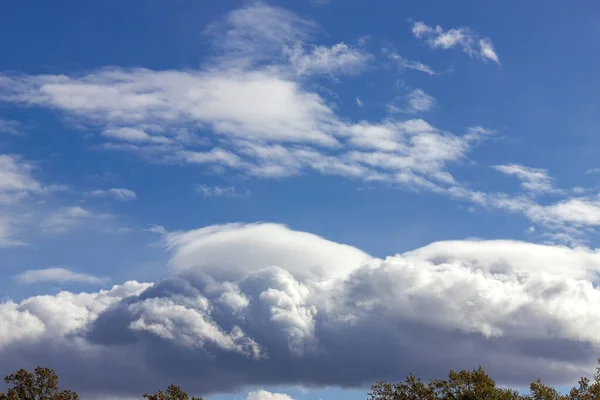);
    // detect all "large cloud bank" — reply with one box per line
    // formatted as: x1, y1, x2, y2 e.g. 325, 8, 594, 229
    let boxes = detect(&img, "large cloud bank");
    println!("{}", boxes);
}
1, 222, 600, 397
